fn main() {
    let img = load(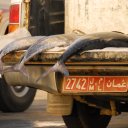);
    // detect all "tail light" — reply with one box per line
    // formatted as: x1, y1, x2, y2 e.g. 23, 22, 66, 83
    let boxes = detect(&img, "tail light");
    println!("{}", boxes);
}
9, 4, 20, 23
9, 4, 20, 32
